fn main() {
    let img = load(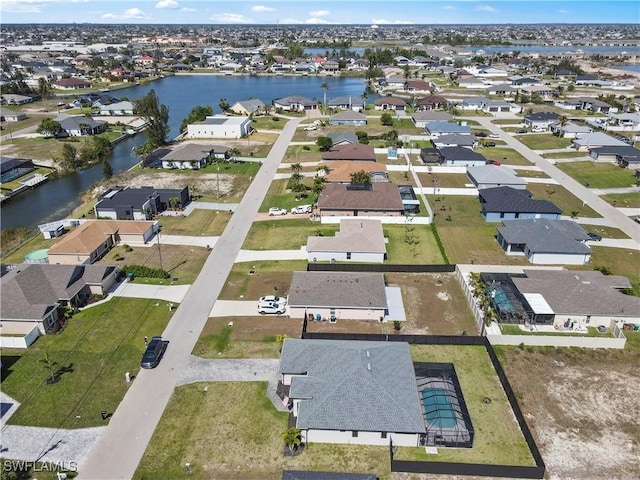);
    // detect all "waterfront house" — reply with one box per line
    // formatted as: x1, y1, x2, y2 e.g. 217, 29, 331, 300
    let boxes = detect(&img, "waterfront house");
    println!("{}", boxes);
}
229, 98, 266, 115
273, 96, 318, 112
53, 78, 91, 90
94, 186, 190, 220
185, 115, 251, 139
158, 143, 215, 169
58, 116, 107, 136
